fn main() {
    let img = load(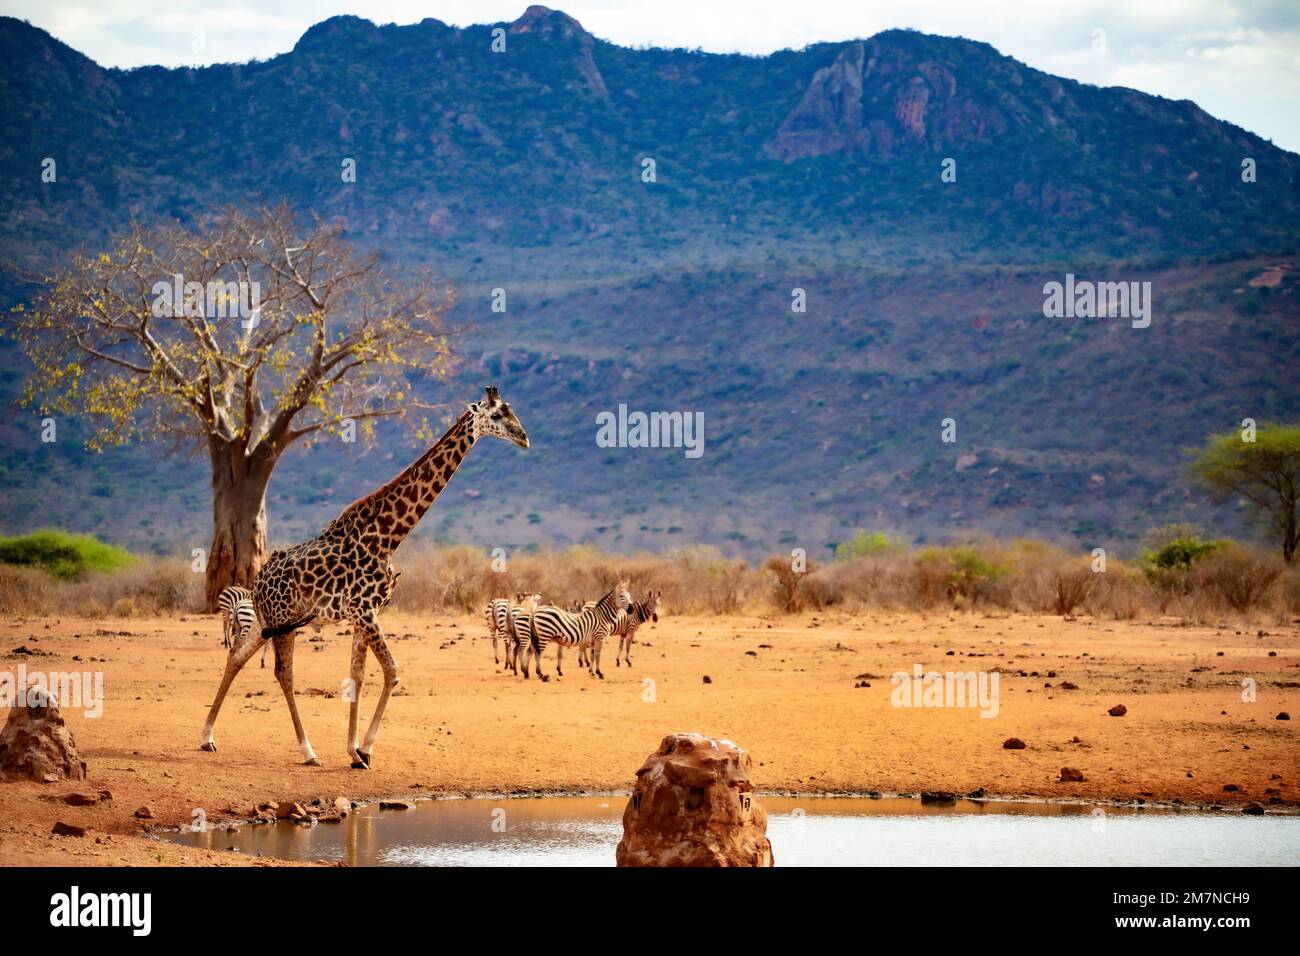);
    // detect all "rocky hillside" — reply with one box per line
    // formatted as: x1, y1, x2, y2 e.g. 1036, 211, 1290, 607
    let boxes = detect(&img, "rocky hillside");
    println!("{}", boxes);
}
0, 7, 1297, 561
